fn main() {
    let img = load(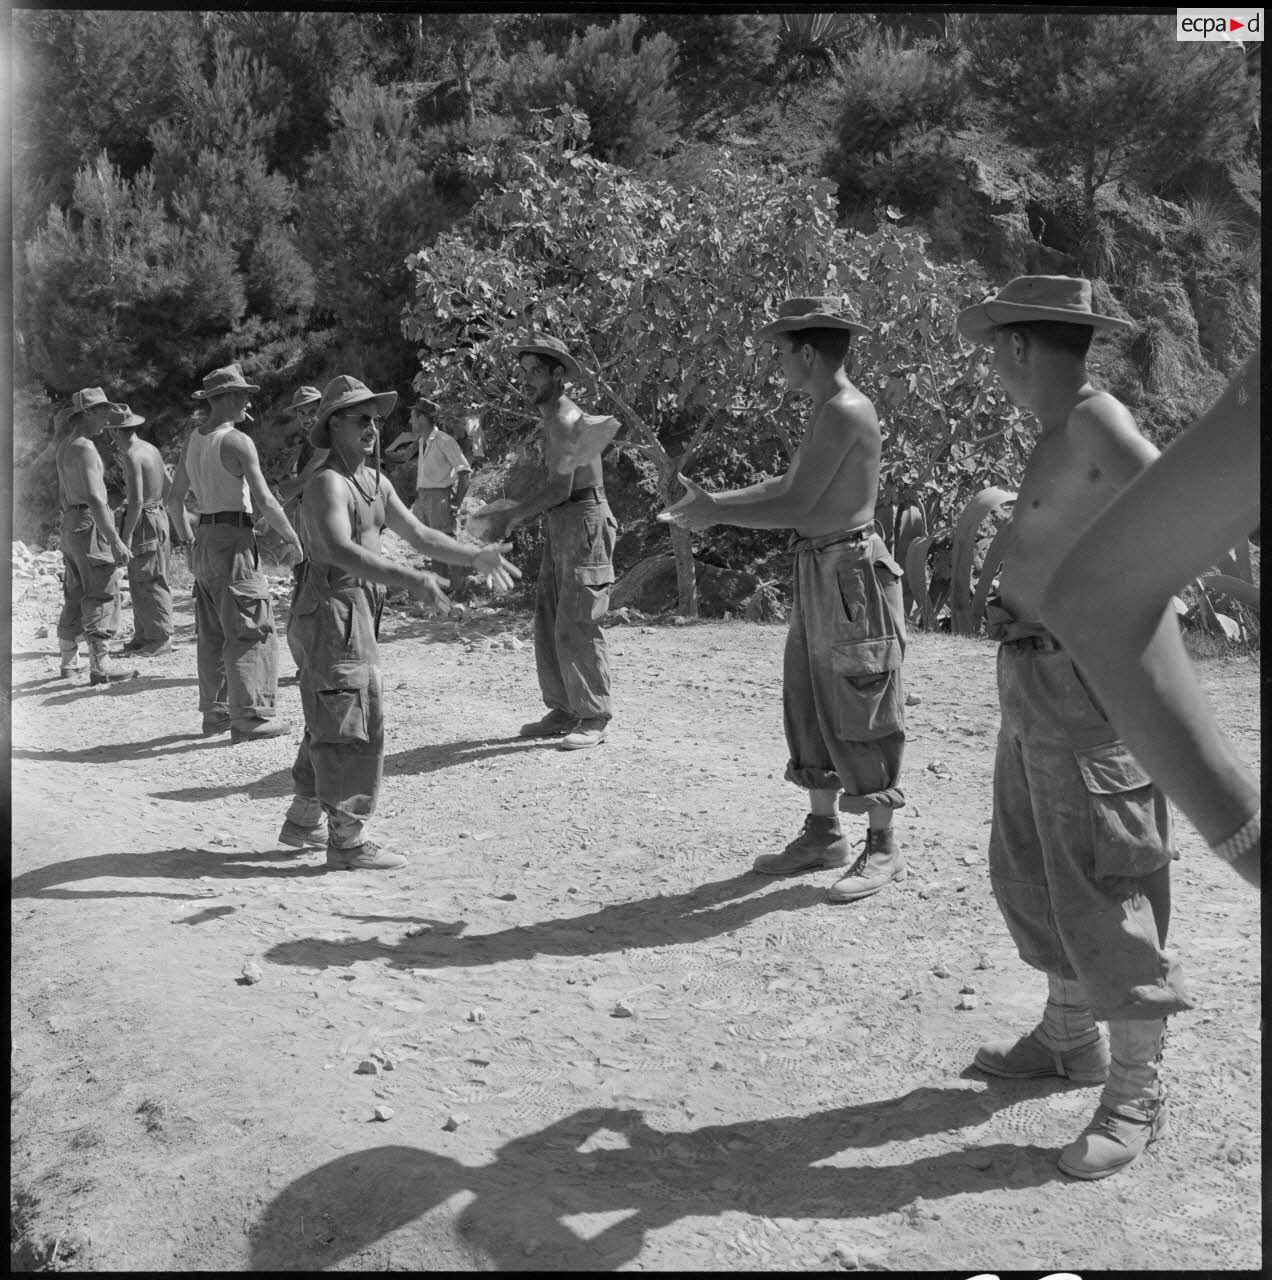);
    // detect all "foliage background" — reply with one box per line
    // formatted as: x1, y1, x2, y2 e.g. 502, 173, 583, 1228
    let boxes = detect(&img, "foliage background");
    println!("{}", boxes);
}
12, 11, 1260, 592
